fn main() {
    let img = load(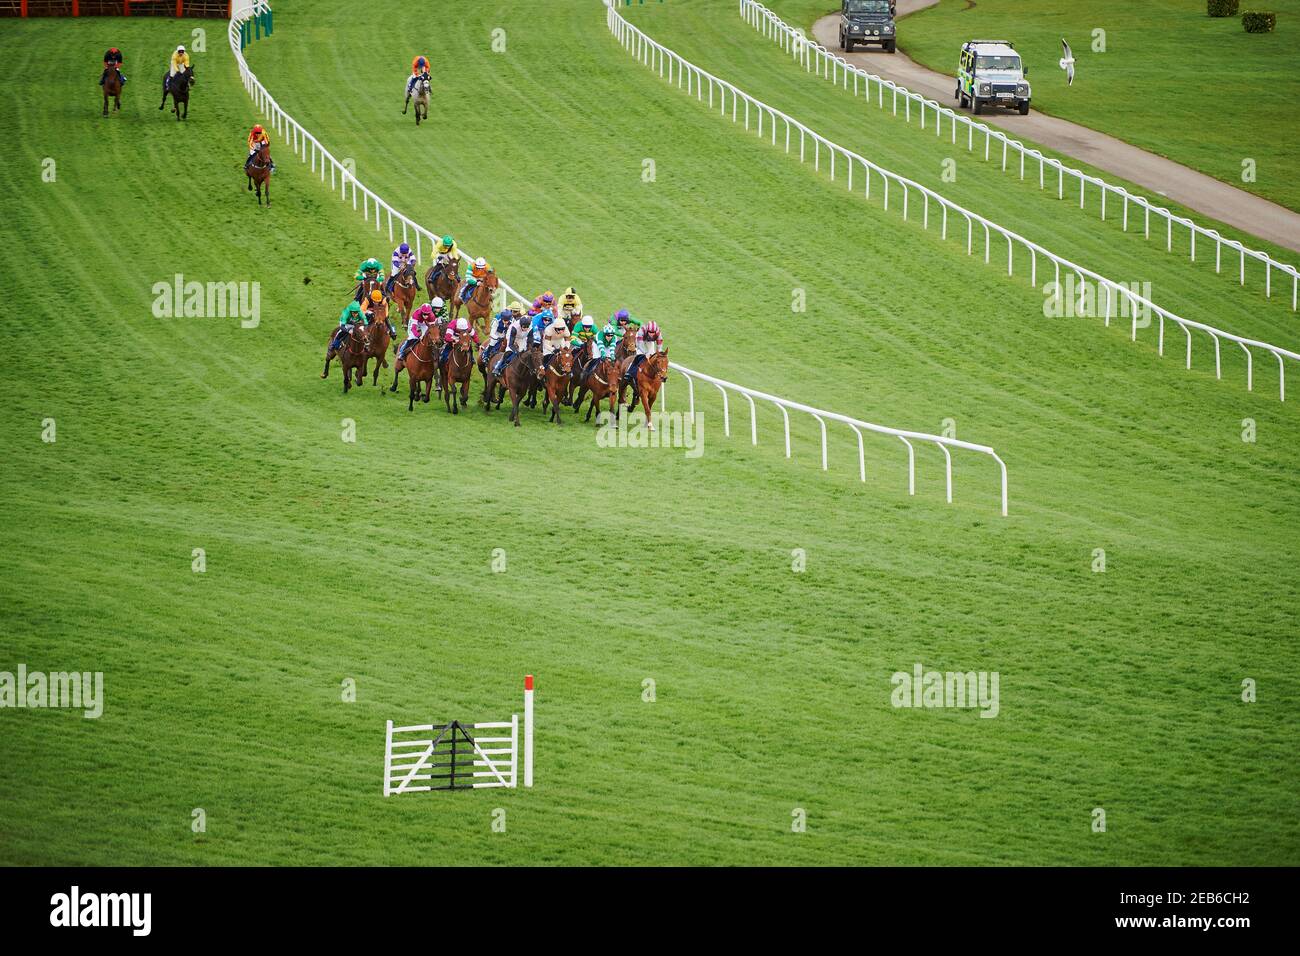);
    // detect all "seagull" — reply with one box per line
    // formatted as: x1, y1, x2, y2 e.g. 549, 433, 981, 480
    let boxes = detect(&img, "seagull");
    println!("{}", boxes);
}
1059, 38, 1075, 86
